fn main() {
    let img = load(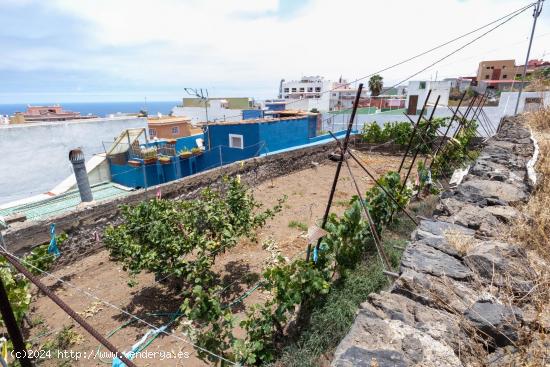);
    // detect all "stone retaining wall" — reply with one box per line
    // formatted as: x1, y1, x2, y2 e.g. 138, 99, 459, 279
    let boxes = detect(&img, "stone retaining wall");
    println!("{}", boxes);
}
332, 117, 546, 366
3, 139, 345, 257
